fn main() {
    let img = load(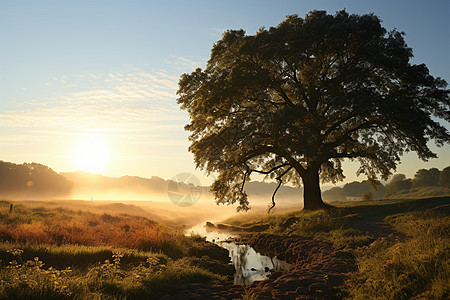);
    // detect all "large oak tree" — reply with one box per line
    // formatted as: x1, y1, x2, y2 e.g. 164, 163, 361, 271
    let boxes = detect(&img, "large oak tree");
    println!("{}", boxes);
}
177, 10, 450, 210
